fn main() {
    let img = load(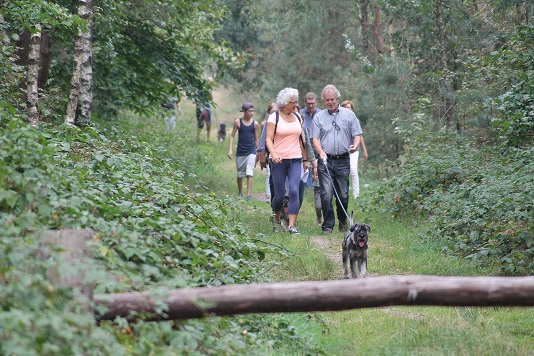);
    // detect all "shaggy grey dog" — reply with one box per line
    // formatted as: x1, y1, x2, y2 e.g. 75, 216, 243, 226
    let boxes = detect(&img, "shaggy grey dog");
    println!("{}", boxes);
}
342, 223, 371, 279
